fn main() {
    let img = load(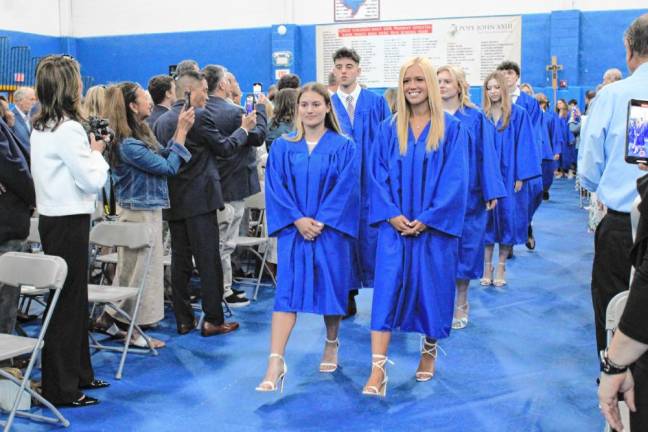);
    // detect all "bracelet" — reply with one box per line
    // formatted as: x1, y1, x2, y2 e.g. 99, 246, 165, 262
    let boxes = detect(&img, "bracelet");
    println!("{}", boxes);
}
599, 348, 629, 375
